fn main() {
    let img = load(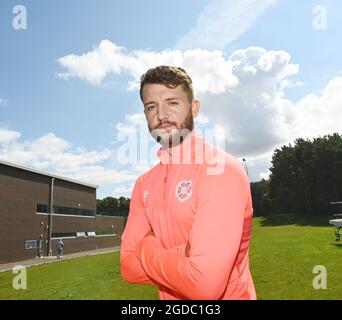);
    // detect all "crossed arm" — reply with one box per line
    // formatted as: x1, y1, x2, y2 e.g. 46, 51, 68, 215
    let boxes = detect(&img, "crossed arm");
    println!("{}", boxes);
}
120, 163, 249, 299
119, 178, 189, 286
